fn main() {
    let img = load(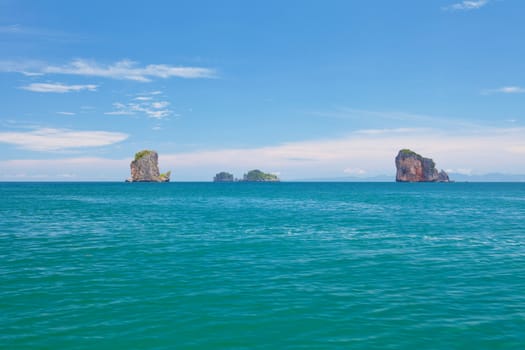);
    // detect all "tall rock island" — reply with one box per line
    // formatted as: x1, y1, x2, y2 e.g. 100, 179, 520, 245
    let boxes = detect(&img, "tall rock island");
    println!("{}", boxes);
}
395, 149, 450, 182
127, 150, 170, 182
